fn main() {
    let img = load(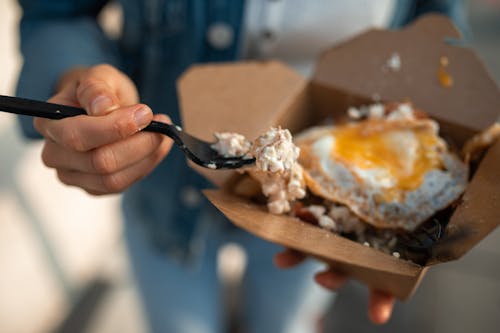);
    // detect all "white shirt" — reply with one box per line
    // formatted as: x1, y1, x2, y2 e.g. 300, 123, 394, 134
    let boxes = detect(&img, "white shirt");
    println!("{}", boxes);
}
242, 0, 396, 76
